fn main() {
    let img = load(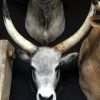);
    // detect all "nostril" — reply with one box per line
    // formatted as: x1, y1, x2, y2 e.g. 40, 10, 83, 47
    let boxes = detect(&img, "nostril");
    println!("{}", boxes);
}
39, 93, 53, 100
48, 94, 53, 100
39, 94, 43, 100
